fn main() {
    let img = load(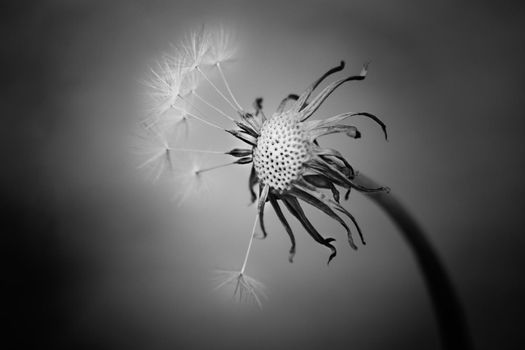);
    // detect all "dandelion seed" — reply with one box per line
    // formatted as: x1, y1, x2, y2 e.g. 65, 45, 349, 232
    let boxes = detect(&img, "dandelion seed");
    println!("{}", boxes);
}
134, 126, 174, 182
214, 270, 266, 309
143, 57, 185, 118
196, 65, 240, 113
192, 91, 237, 123
204, 26, 242, 111
204, 25, 237, 66
143, 101, 191, 140
214, 215, 266, 309
171, 154, 212, 205
175, 96, 226, 131
216, 63, 243, 112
